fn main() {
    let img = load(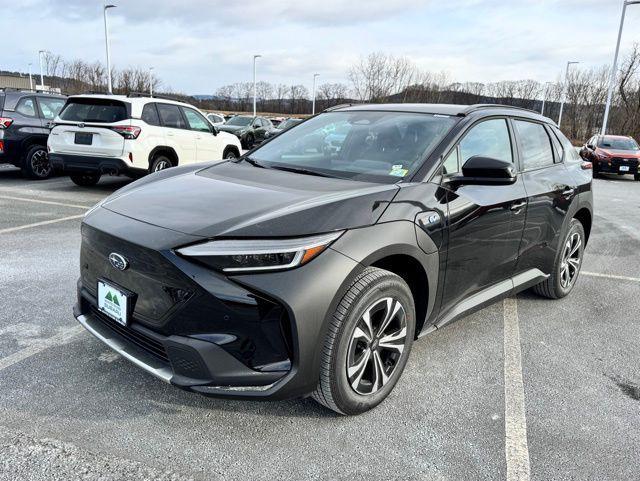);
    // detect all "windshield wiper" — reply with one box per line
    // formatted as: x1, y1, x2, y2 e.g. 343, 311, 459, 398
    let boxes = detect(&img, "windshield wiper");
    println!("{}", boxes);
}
269, 165, 338, 178
237, 156, 265, 168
